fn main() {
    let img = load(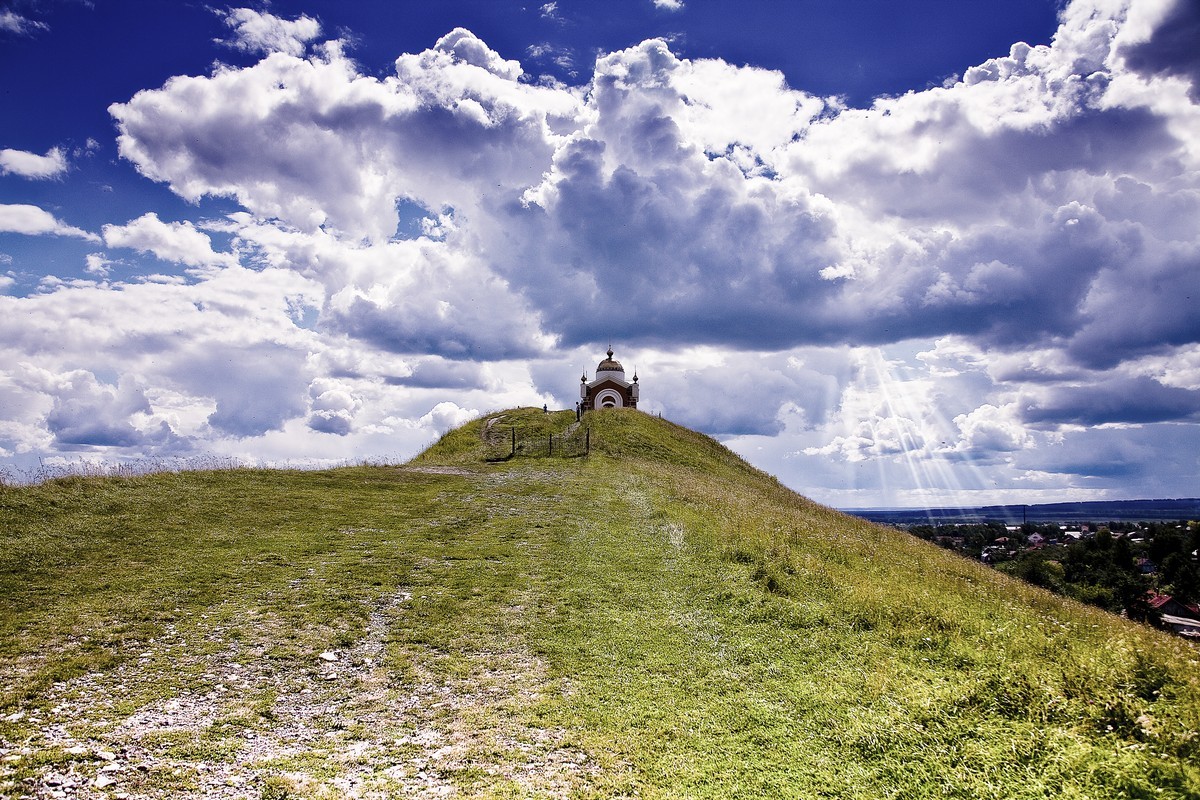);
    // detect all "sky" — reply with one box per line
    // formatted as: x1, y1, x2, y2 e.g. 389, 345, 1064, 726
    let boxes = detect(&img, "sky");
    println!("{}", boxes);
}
2, 0, 1199, 508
